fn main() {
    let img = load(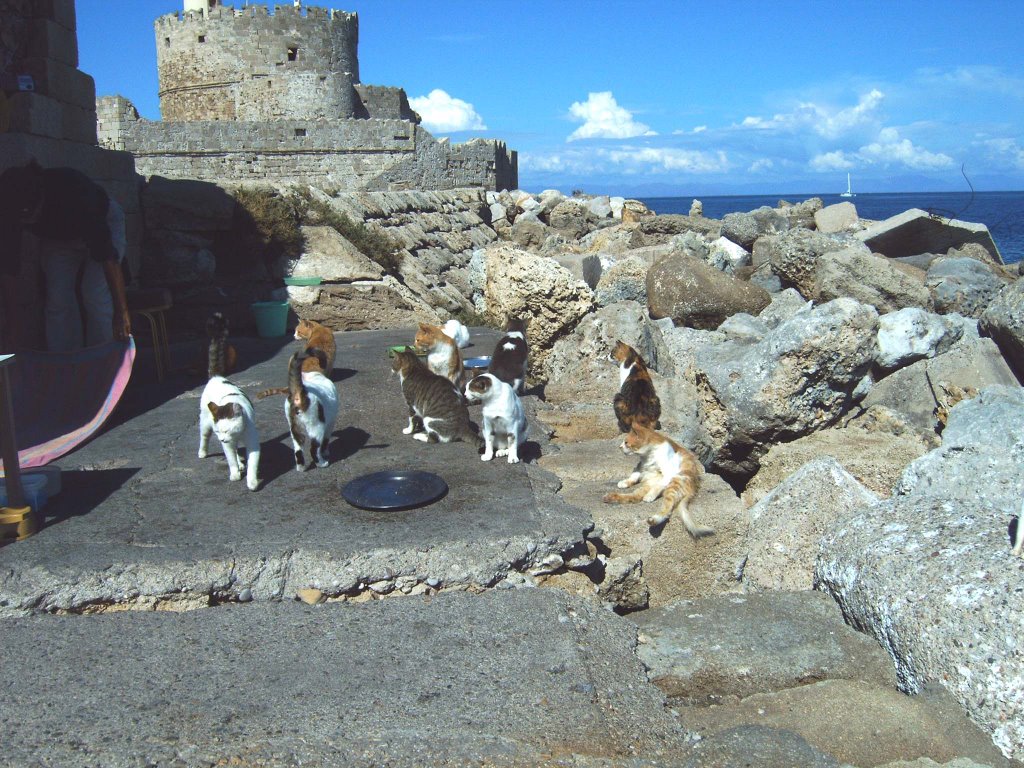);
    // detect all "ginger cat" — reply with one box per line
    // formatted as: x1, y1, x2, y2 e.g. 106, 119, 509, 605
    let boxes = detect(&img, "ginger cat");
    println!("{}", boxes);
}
603, 423, 713, 537
414, 322, 464, 388
257, 318, 335, 399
